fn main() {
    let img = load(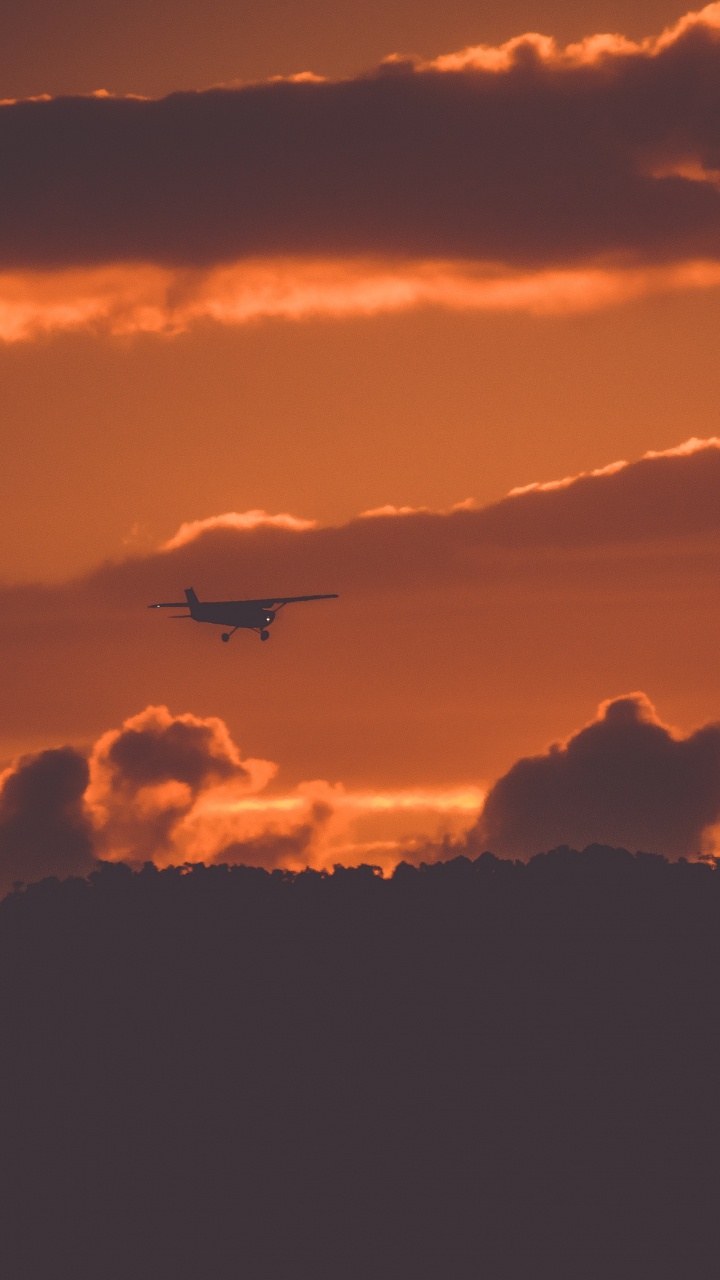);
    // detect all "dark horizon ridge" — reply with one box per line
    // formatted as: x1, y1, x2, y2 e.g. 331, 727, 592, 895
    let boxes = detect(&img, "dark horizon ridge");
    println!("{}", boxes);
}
1, 845, 718, 1279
